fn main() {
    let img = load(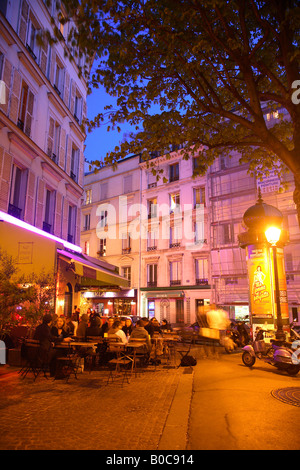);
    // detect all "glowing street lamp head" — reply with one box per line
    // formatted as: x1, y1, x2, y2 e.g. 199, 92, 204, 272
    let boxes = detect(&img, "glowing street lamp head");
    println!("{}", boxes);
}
265, 226, 281, 245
